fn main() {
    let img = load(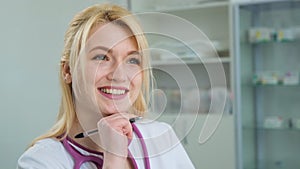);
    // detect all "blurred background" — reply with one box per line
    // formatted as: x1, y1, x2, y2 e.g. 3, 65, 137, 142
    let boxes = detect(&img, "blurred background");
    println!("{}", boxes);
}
1, 0, 299, 169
